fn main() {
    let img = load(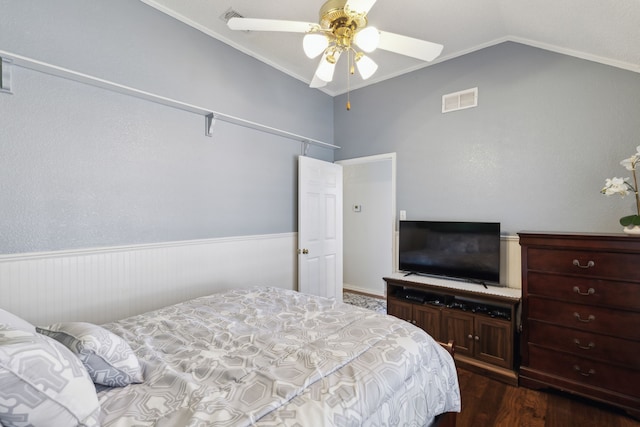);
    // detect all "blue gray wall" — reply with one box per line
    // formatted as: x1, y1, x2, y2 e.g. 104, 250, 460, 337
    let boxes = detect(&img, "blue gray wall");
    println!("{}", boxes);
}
0, 0, 334, 254
3, 1, 640, 255
334, 42, 640, 235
